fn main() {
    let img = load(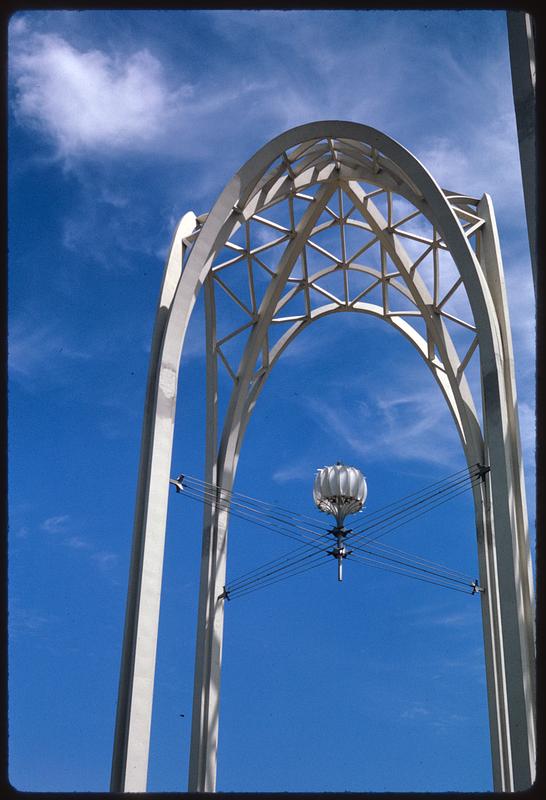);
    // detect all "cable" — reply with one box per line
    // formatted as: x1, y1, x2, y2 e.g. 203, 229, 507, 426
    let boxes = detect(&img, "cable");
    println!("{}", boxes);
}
227, 552, 332, 601
355, 538, 475, 582
177, 468, 481, 551
348, 551, 473, 594
348, 541, 473, 587
226, 496, 479, 596
227, 544, 474, 602
227, 533, 333, 588
181, 473, 332, 531
227, 522, 474, 594
174, 474, 481, 597
172, 466, 483, 601
347, 474, 482, 548
181, 480, 325, 538
227, 548, 331, 595
181, 479, 329, 542
179, 486, 329, 550
351, 464, 478, 528
182, 465, 478, 539
347, 472, 481, 541
348, 466, 480, 536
